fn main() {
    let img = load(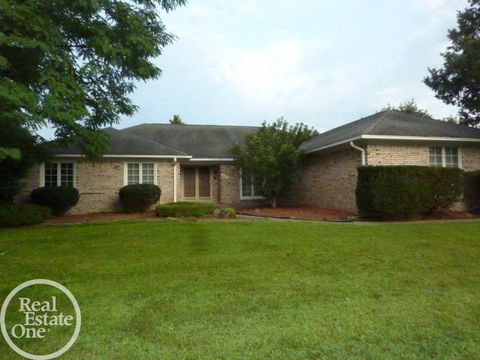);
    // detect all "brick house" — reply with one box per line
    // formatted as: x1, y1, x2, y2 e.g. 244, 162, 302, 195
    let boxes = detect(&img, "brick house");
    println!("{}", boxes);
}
18, 110, 480, 214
